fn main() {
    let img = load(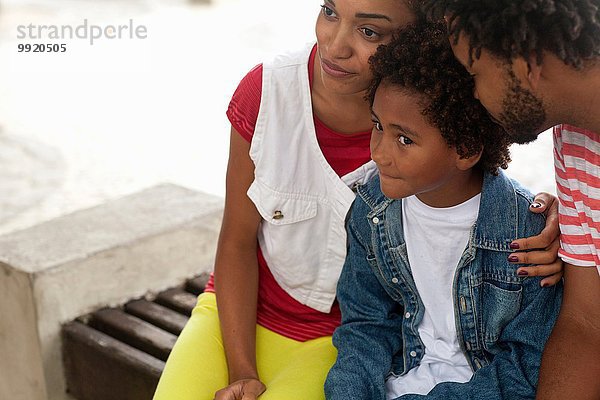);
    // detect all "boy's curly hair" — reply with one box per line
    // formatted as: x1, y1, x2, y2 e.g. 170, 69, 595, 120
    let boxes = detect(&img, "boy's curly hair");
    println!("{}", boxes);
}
425, 0, 600, 69
367, 21, 511, 174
